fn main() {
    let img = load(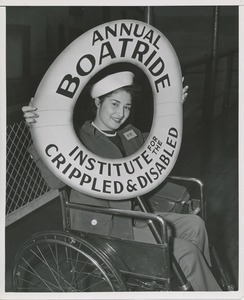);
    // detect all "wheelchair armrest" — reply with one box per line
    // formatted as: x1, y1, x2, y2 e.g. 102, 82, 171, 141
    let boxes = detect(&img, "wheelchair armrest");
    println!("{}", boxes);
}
168, 175, 204, 188
167, 176, 206, 221
62, 197, 168, 247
